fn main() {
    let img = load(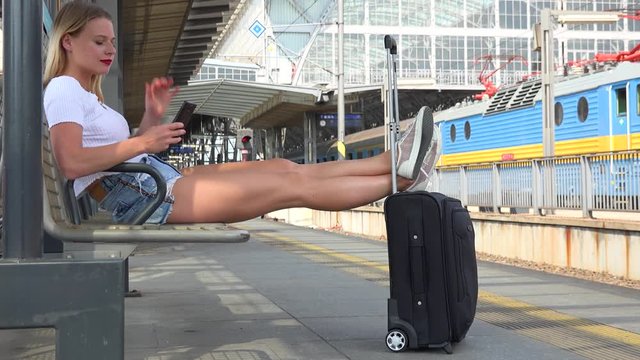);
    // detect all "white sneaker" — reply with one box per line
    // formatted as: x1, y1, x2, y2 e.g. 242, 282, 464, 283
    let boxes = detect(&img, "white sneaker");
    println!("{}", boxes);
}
396, 106, 434, 180
406, 127, 441, 192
